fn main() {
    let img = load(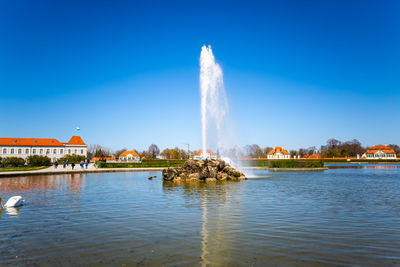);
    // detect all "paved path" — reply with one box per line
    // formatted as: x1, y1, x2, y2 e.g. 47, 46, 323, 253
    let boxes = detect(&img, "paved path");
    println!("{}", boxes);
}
0, 164, 164, 178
